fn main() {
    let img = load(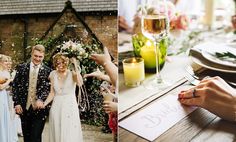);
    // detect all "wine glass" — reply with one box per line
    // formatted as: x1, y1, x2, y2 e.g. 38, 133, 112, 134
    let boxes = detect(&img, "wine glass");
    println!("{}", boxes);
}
141, 0, 170, 90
